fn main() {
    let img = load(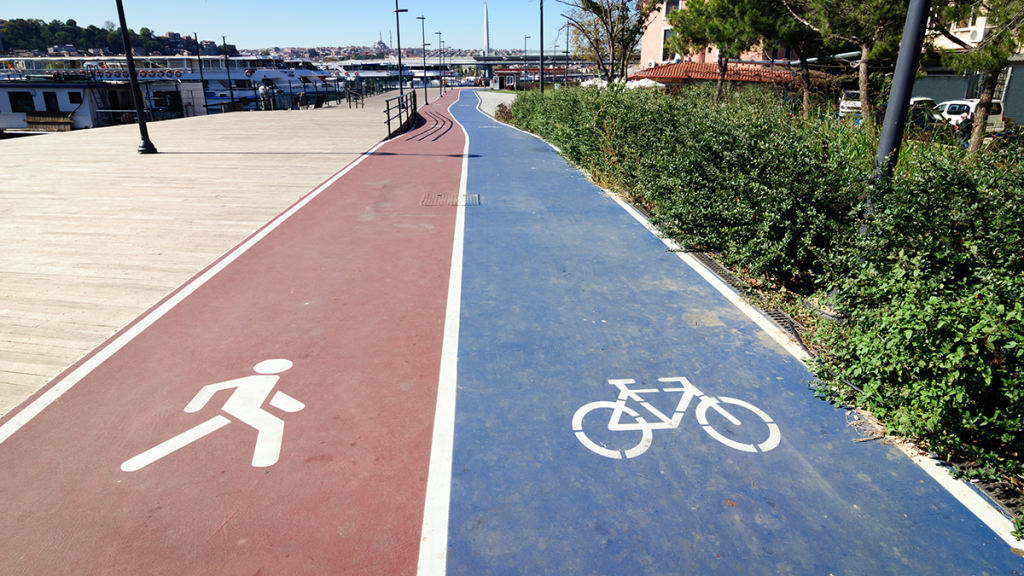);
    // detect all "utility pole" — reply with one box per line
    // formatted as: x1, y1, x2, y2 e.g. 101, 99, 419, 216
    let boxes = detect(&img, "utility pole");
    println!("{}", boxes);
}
416, 16, 429, 104
114, 0, 156, 153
